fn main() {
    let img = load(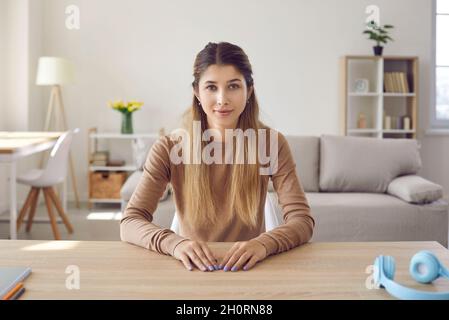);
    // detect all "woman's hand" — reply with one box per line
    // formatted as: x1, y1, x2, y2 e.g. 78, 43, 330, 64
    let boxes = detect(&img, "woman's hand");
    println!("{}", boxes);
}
173, 240, 219, 272
219, 240, 267, 272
